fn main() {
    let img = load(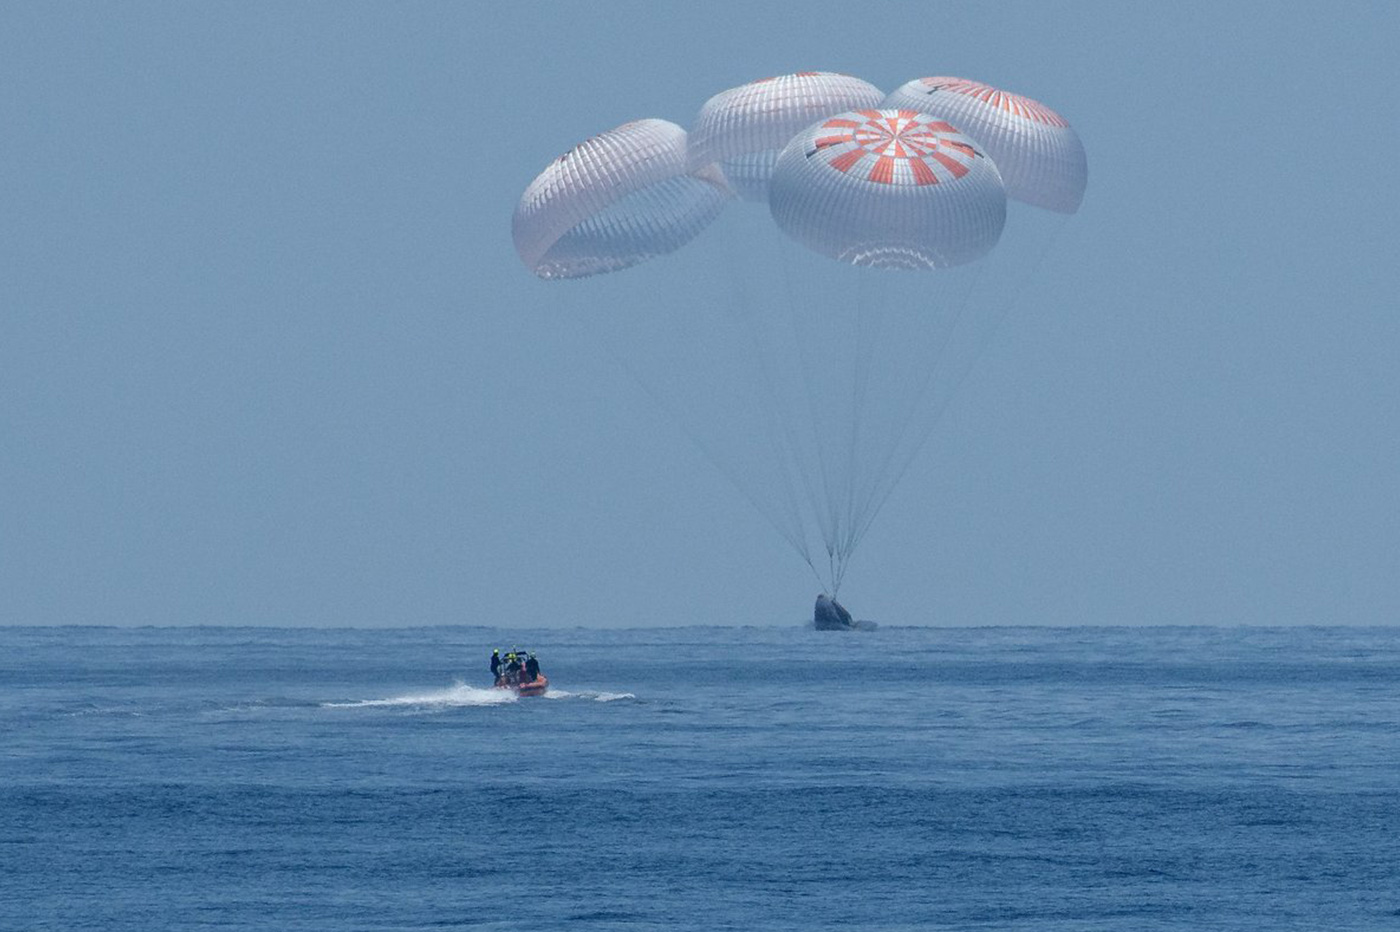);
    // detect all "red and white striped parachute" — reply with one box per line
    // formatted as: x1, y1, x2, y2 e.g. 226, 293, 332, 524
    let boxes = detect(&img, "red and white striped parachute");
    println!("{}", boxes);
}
768, 108, 1007, 269
881, 77, 1087, 214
